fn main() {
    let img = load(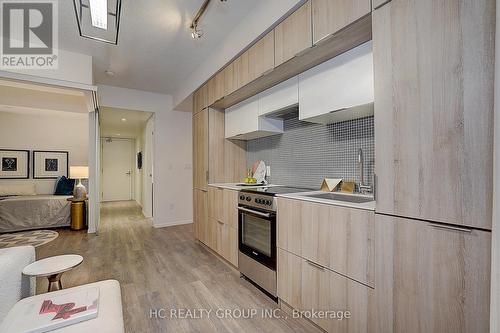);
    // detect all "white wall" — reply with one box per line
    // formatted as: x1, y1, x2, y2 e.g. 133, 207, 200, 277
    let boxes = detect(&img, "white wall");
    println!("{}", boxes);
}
97, 85, 193, 227
0, 111, 89, 194
172, 0, 304, 108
